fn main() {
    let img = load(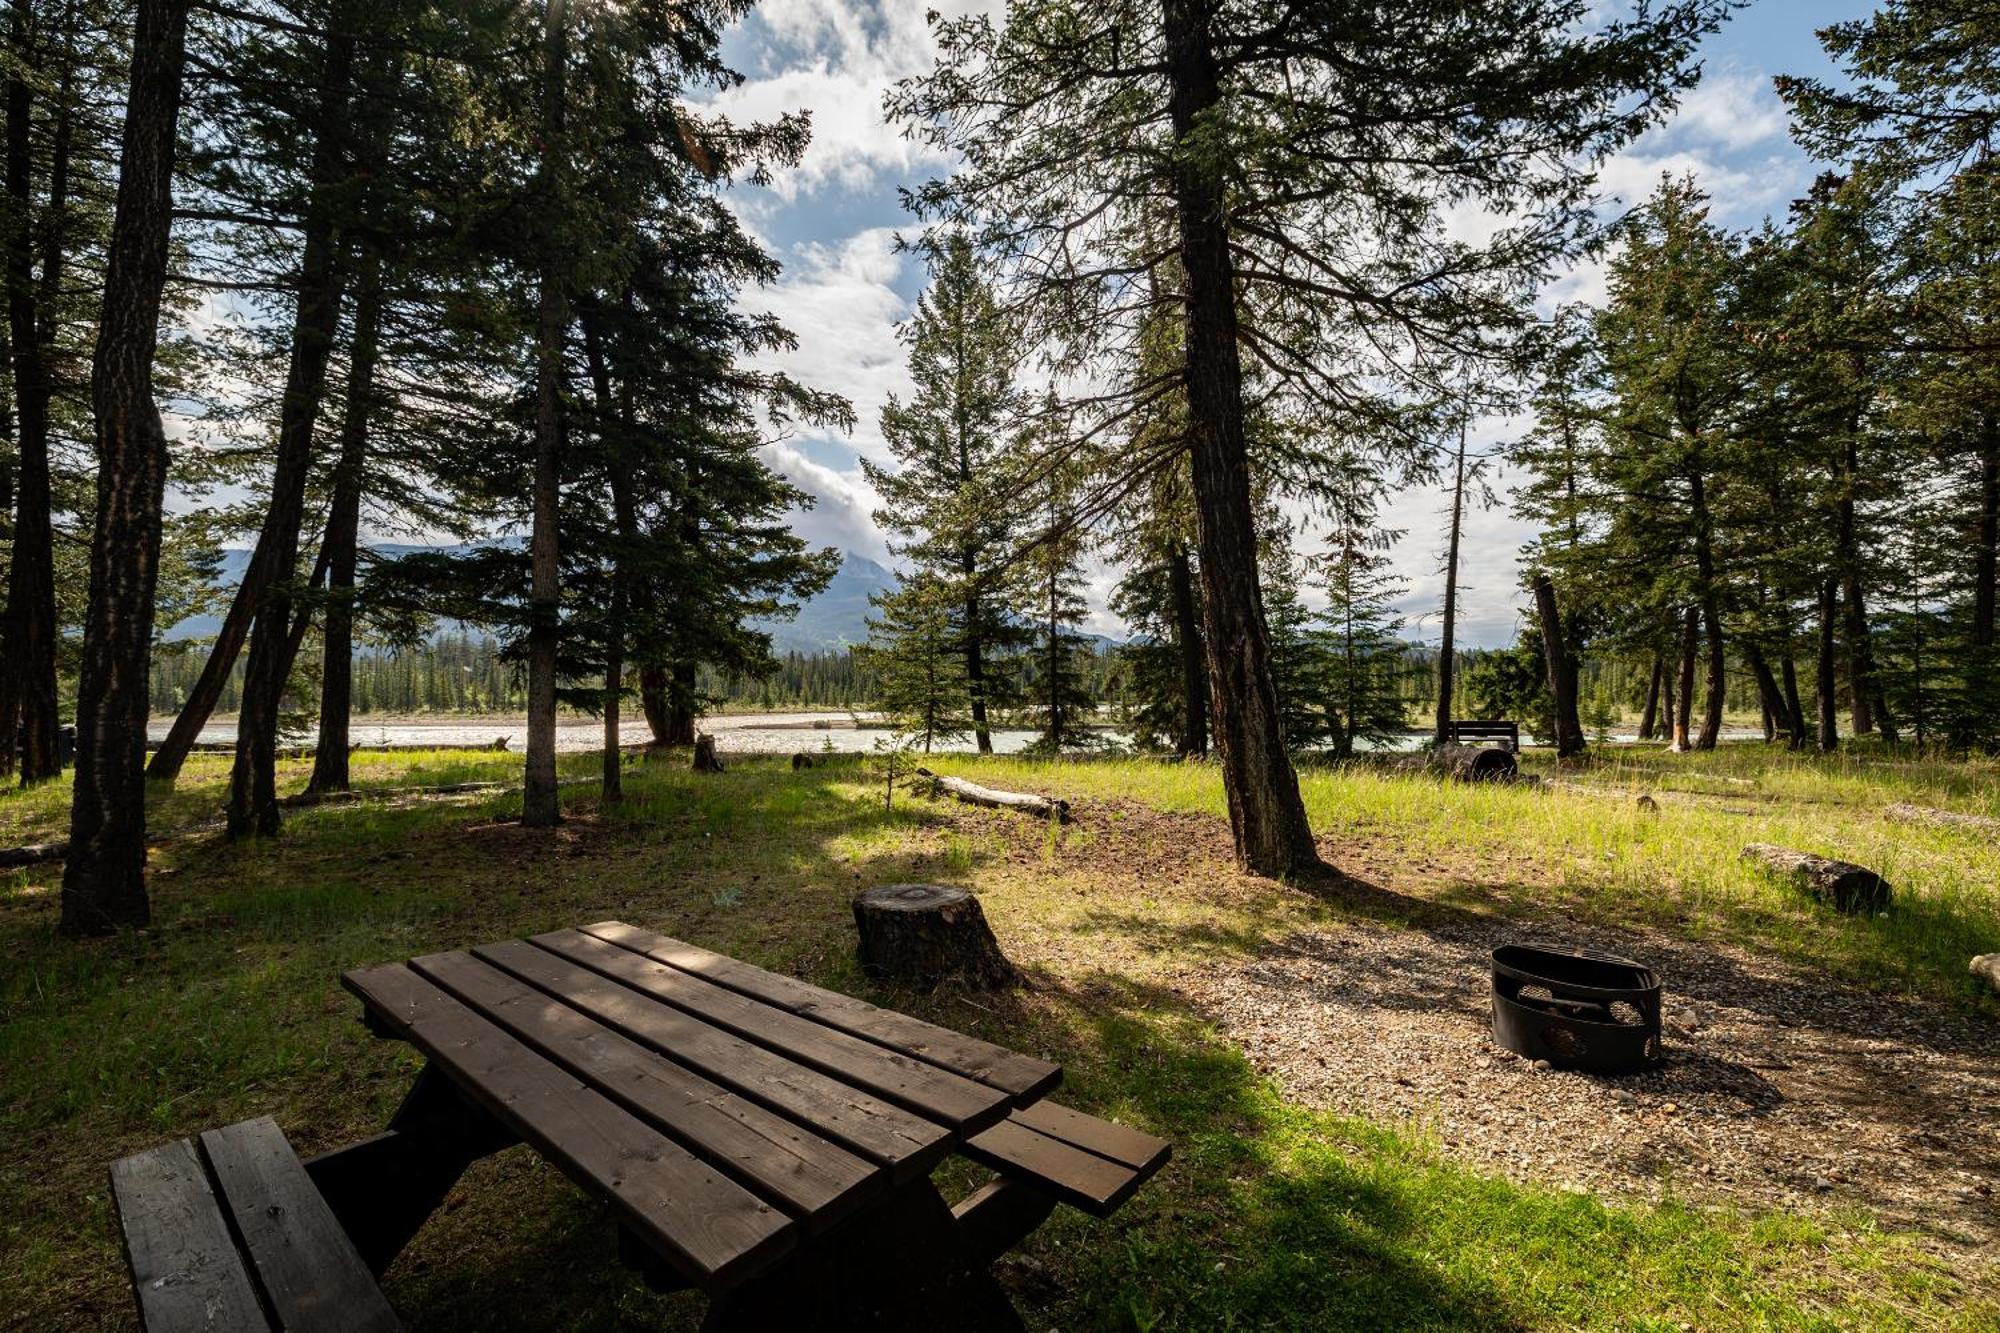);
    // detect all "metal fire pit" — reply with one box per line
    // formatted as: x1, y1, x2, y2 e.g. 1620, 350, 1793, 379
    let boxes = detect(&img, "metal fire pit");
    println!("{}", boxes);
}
1491, 943, 1662, 1074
